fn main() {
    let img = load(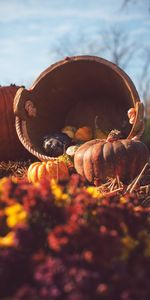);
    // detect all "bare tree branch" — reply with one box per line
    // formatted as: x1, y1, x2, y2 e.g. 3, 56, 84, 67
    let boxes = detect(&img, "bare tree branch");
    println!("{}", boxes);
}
50, 25, 150, 103
138, 48, 150, 109
121, 0, 150, 12
50, 32, 105, 60
99, 27, 139, 69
